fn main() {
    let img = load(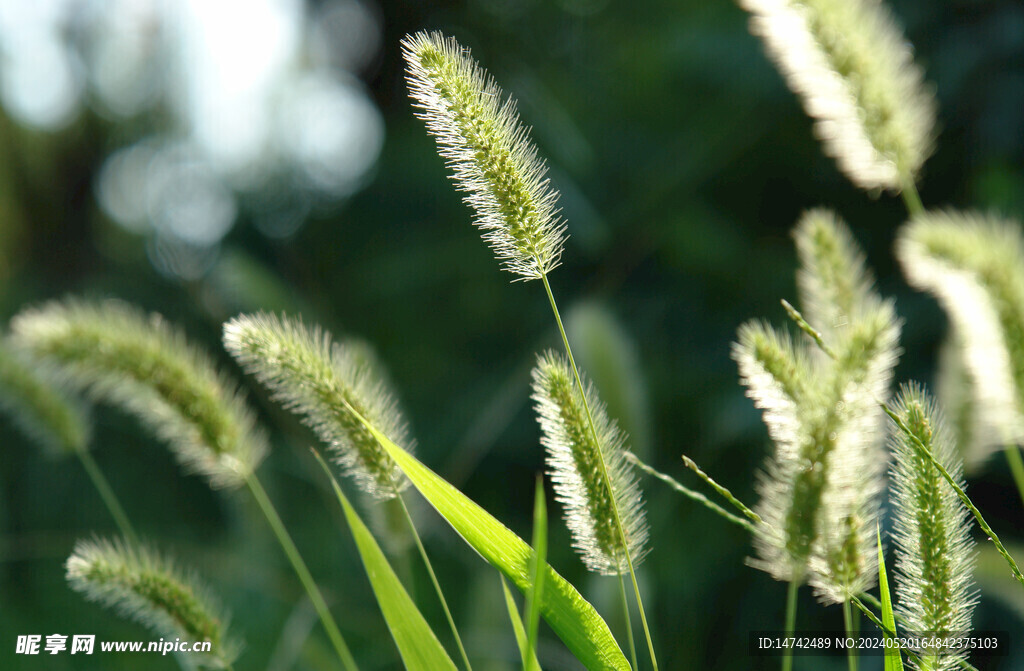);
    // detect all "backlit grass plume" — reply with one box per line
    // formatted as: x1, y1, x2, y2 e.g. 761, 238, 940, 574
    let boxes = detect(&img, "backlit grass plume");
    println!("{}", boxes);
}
402, 31, 566, 281
531, 351, 648, 575
0, 338, 89, 456
67, 537, 237, 669
223, 312, 410, 500
888, 385, 976, 670
737, 212, 899, 603
10, 299, 266, 488
897, 211, 1024, 454
740, 0, 936, 191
